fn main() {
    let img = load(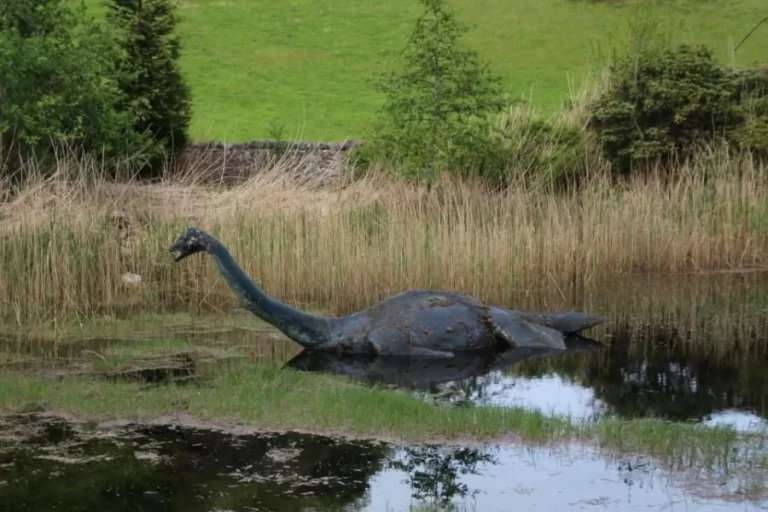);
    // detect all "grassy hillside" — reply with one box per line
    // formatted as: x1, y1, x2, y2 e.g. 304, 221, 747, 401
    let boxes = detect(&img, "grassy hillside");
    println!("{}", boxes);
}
82, 0, 767, 141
